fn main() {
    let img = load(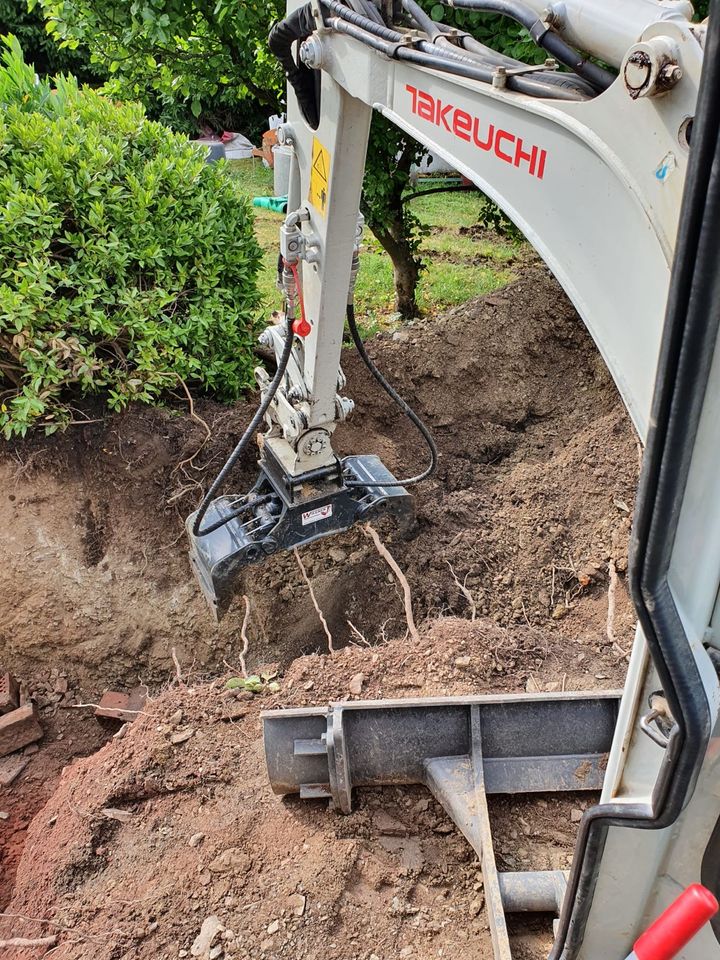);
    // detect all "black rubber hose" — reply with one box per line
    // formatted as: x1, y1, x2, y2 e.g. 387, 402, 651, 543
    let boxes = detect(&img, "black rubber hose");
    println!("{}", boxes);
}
327, 0, 601, 96
436, 19, 519, 66
269, 4, 320, 128
324, 0, 591, 99
406, 184, 474, 200
402, 0, 444, 40
355, 0, 385, 24
273, 0, 590, 103
345, 304, 438, 488
541, 30, 614, 91
441, 0, 615, 90
458, 31, 595, 95
192, 319, 296, 537
324, 0, 405, 42
432, 17, 596, 96
193, 493, 272, 538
